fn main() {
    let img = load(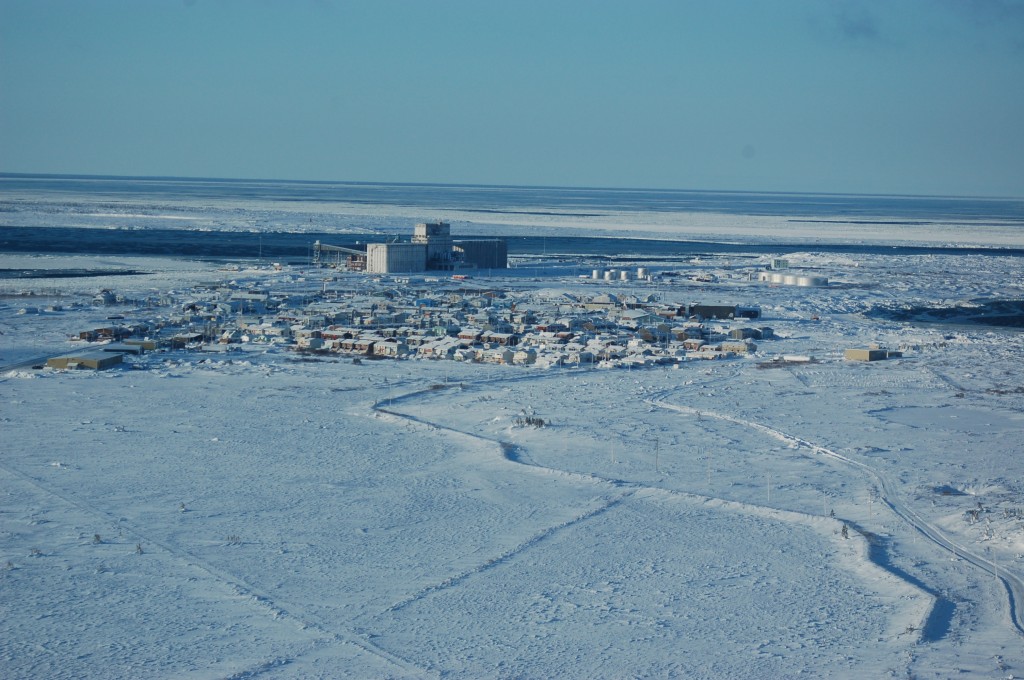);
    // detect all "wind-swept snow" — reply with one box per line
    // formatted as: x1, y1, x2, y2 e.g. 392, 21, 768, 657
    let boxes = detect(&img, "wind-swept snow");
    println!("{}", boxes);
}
3, 240, 1024, 677
2, 361, 932, 679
